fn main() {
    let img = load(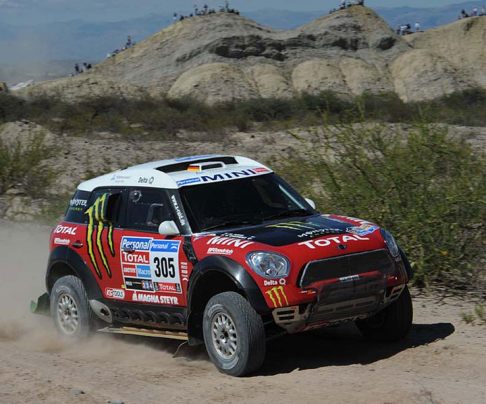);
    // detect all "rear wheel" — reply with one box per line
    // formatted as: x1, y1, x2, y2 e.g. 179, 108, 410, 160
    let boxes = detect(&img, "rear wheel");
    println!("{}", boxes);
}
203, 292, 266, 376
50, 275, 94, 339
356, 286, 413, 342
